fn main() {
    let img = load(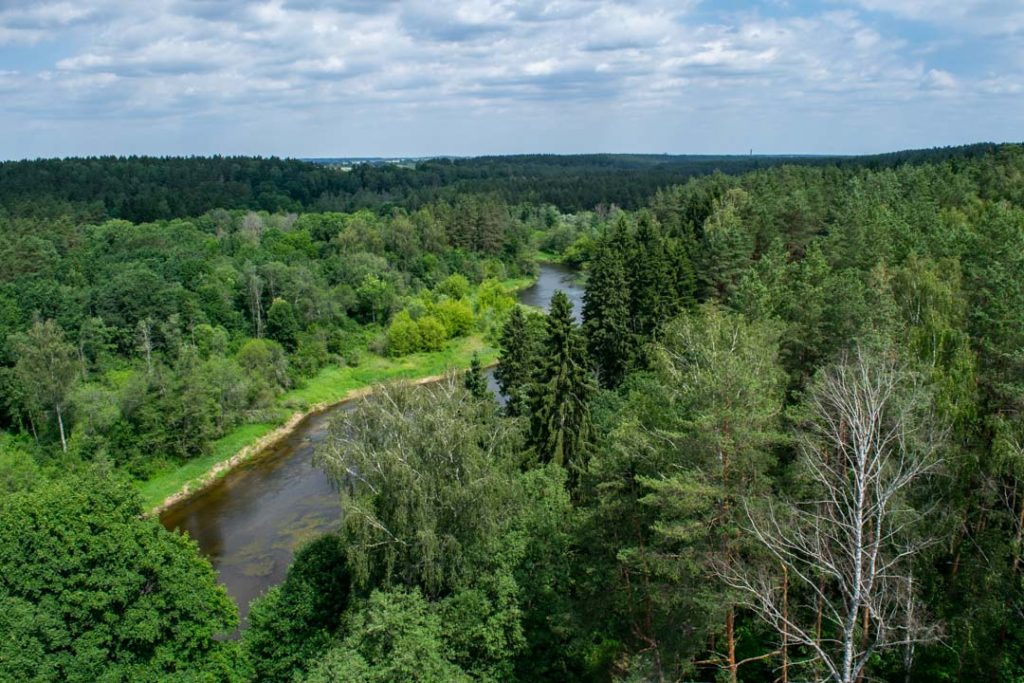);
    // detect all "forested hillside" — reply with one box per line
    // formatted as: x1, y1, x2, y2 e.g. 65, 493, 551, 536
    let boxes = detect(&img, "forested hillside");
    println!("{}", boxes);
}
2, 144, 1024, 682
